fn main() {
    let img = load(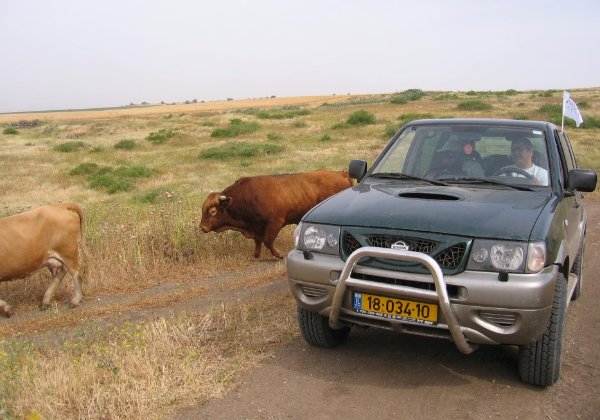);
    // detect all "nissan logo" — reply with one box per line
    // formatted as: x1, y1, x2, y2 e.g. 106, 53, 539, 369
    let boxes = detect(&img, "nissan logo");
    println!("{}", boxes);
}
391, 241, 409, 251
